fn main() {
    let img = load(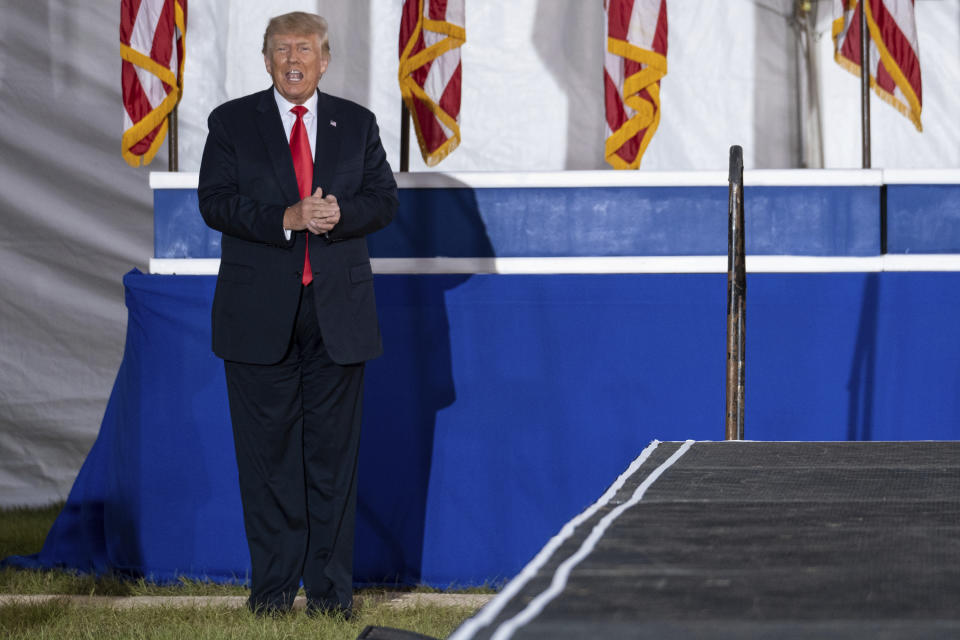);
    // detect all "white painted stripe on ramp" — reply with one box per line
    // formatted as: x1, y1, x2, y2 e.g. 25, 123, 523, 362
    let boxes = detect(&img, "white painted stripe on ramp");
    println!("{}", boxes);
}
446, 440, 665, 640
487, 440, 696, 640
